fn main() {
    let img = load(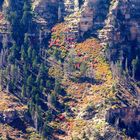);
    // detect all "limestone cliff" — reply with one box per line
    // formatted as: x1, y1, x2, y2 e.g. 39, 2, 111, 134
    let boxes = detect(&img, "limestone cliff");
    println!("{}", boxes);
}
99, 0, 140, 80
